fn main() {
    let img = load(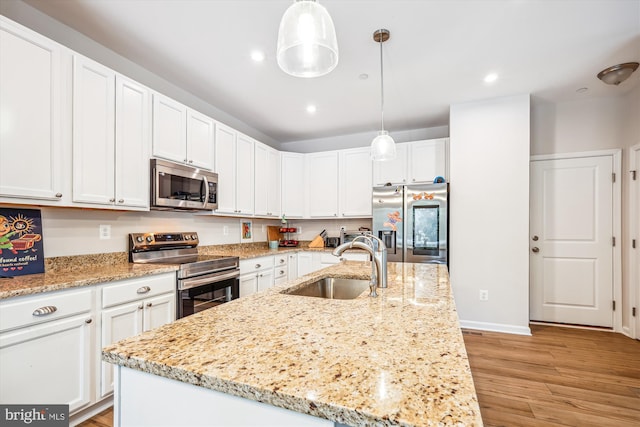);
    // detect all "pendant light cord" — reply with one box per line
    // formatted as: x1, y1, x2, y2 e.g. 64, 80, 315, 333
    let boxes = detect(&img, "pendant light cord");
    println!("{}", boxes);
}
379, 31, 385, 132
